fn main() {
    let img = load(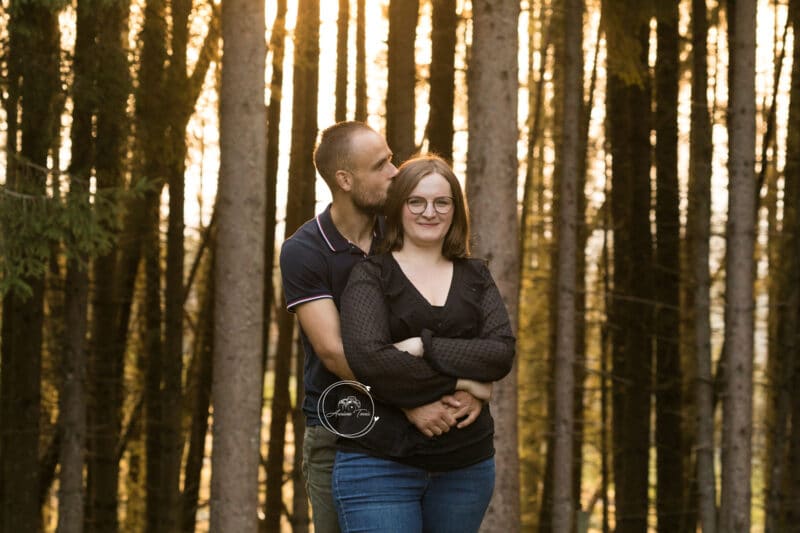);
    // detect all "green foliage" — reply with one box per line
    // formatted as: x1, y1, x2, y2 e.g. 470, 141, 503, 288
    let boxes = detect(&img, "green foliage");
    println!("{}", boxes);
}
0, 177, 150, 298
